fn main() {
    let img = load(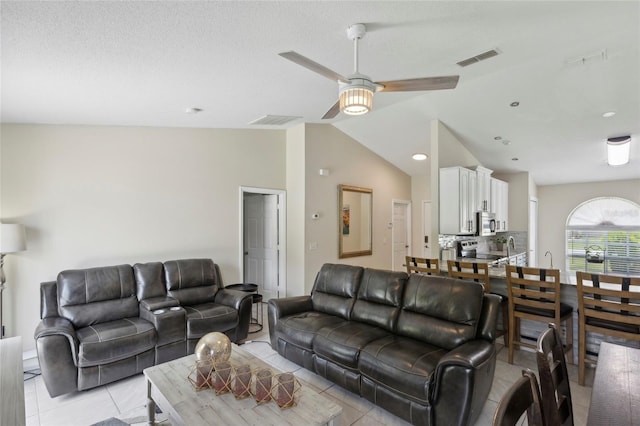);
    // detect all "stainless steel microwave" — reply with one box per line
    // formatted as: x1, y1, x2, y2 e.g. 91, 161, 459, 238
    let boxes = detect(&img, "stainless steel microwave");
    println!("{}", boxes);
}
476, 211, 496, 236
